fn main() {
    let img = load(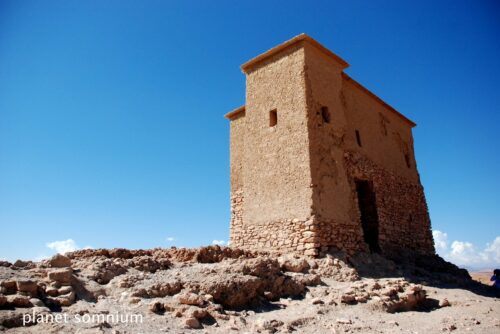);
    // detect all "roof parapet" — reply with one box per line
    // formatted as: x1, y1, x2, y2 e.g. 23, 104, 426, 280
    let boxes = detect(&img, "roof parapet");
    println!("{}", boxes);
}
224, 105, 245, 120
241, 33, 350, 74
341, 73, 416, 128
